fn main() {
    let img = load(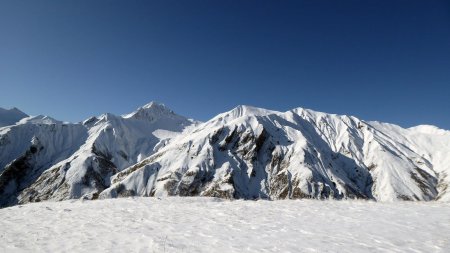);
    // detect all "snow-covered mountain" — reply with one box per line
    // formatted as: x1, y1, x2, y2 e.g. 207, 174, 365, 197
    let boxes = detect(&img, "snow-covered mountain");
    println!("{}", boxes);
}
0, 107, 28, 127
0, 103, 449, 207
100, 105, 450, 202
0, 102, 195, 207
